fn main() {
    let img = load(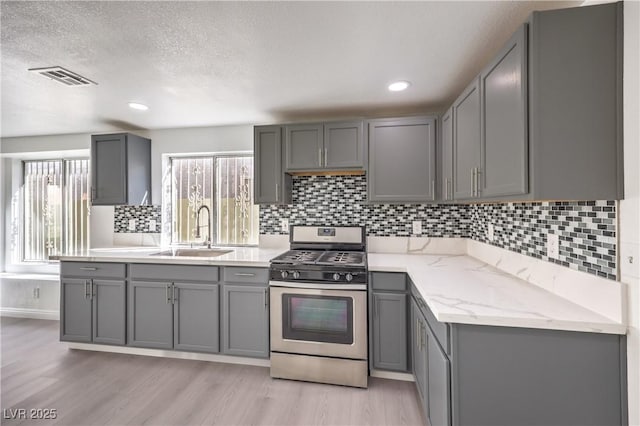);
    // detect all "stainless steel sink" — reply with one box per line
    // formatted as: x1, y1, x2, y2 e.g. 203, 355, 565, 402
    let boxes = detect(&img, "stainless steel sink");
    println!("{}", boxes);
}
150, 248, 232, 258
